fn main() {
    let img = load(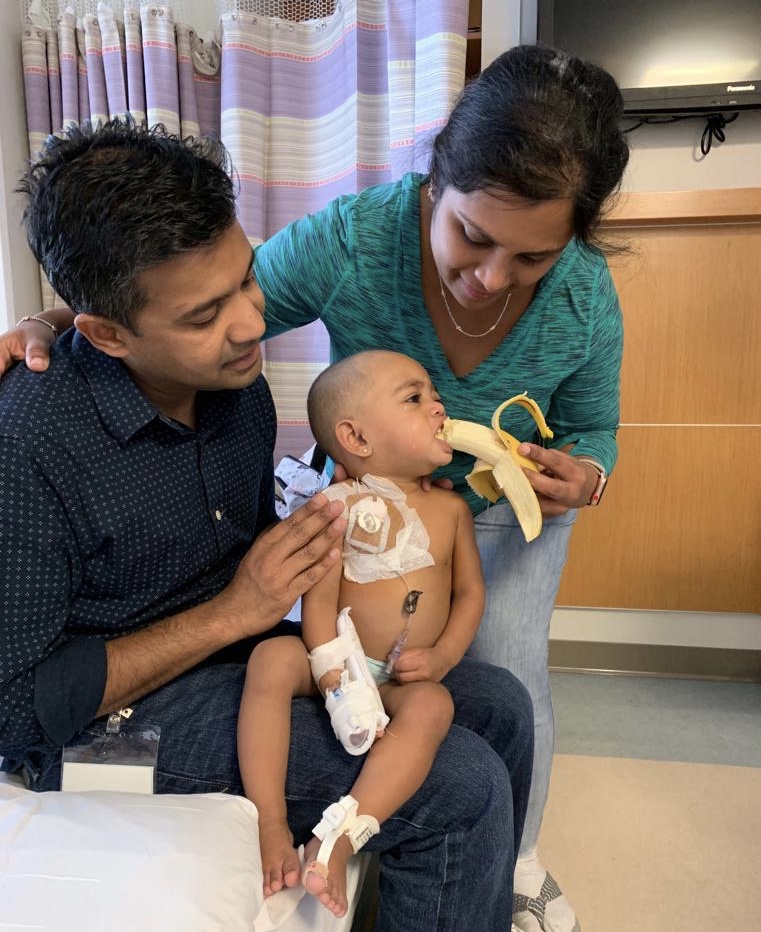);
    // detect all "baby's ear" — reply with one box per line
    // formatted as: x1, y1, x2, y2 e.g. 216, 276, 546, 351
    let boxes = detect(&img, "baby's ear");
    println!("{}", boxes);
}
334, 419, 372, 459
74, 313, 131, 357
